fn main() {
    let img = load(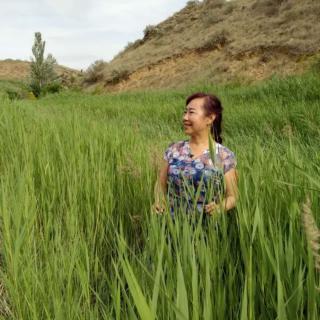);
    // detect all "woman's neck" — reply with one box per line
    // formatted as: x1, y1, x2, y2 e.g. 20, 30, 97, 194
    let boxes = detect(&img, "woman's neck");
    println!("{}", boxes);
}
189, 132, 209, 147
